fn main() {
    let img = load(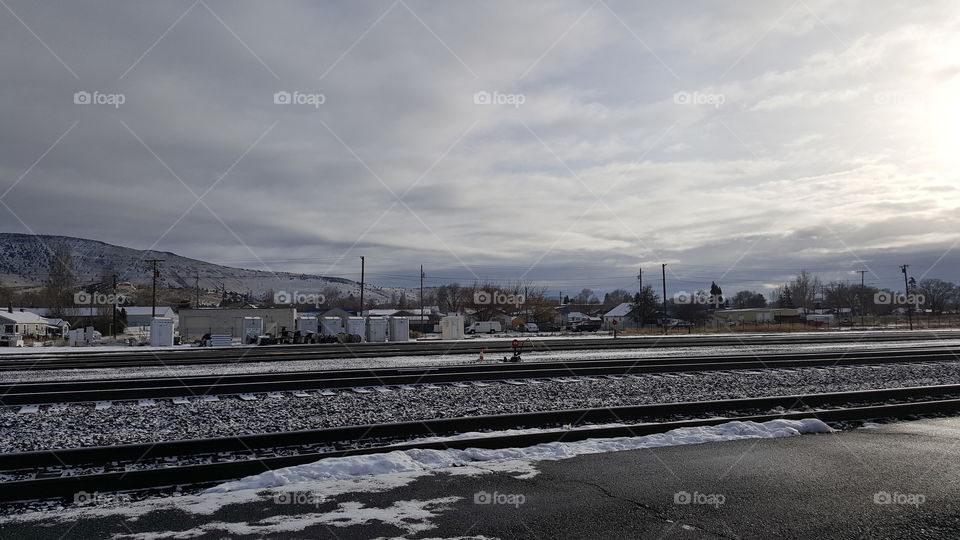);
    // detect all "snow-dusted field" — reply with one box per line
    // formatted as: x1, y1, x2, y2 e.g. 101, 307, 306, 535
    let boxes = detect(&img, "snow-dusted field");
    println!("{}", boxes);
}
1, 360, 957, 453
4, 339, 960, 384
